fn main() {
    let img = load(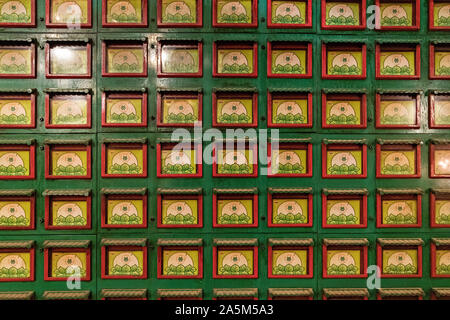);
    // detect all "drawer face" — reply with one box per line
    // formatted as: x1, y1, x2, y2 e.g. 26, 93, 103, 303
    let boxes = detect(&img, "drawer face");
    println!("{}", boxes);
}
0, 0, 448, 301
